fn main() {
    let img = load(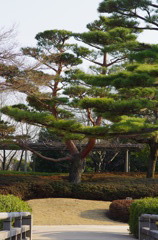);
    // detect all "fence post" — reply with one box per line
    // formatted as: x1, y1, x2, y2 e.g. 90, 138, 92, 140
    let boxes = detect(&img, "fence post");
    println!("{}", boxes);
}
150, 218, 157, 230
3, 217, 12, 231
14, 215, 22, 239
0, 212, 32, 240
22, 214, 32, 240
139, 216, 149, 240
